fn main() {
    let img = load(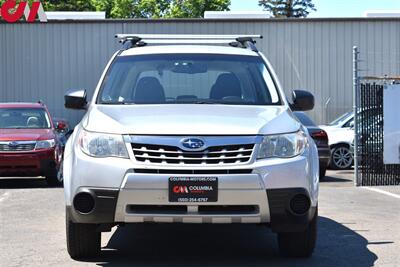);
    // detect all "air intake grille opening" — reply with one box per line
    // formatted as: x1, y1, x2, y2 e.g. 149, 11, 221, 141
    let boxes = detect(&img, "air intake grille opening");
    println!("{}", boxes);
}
198, 205, 259, 215
131, 143, 255, 165
127, 205, 187, 214
134, 169, 253, 175
126, 205, 259, 215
